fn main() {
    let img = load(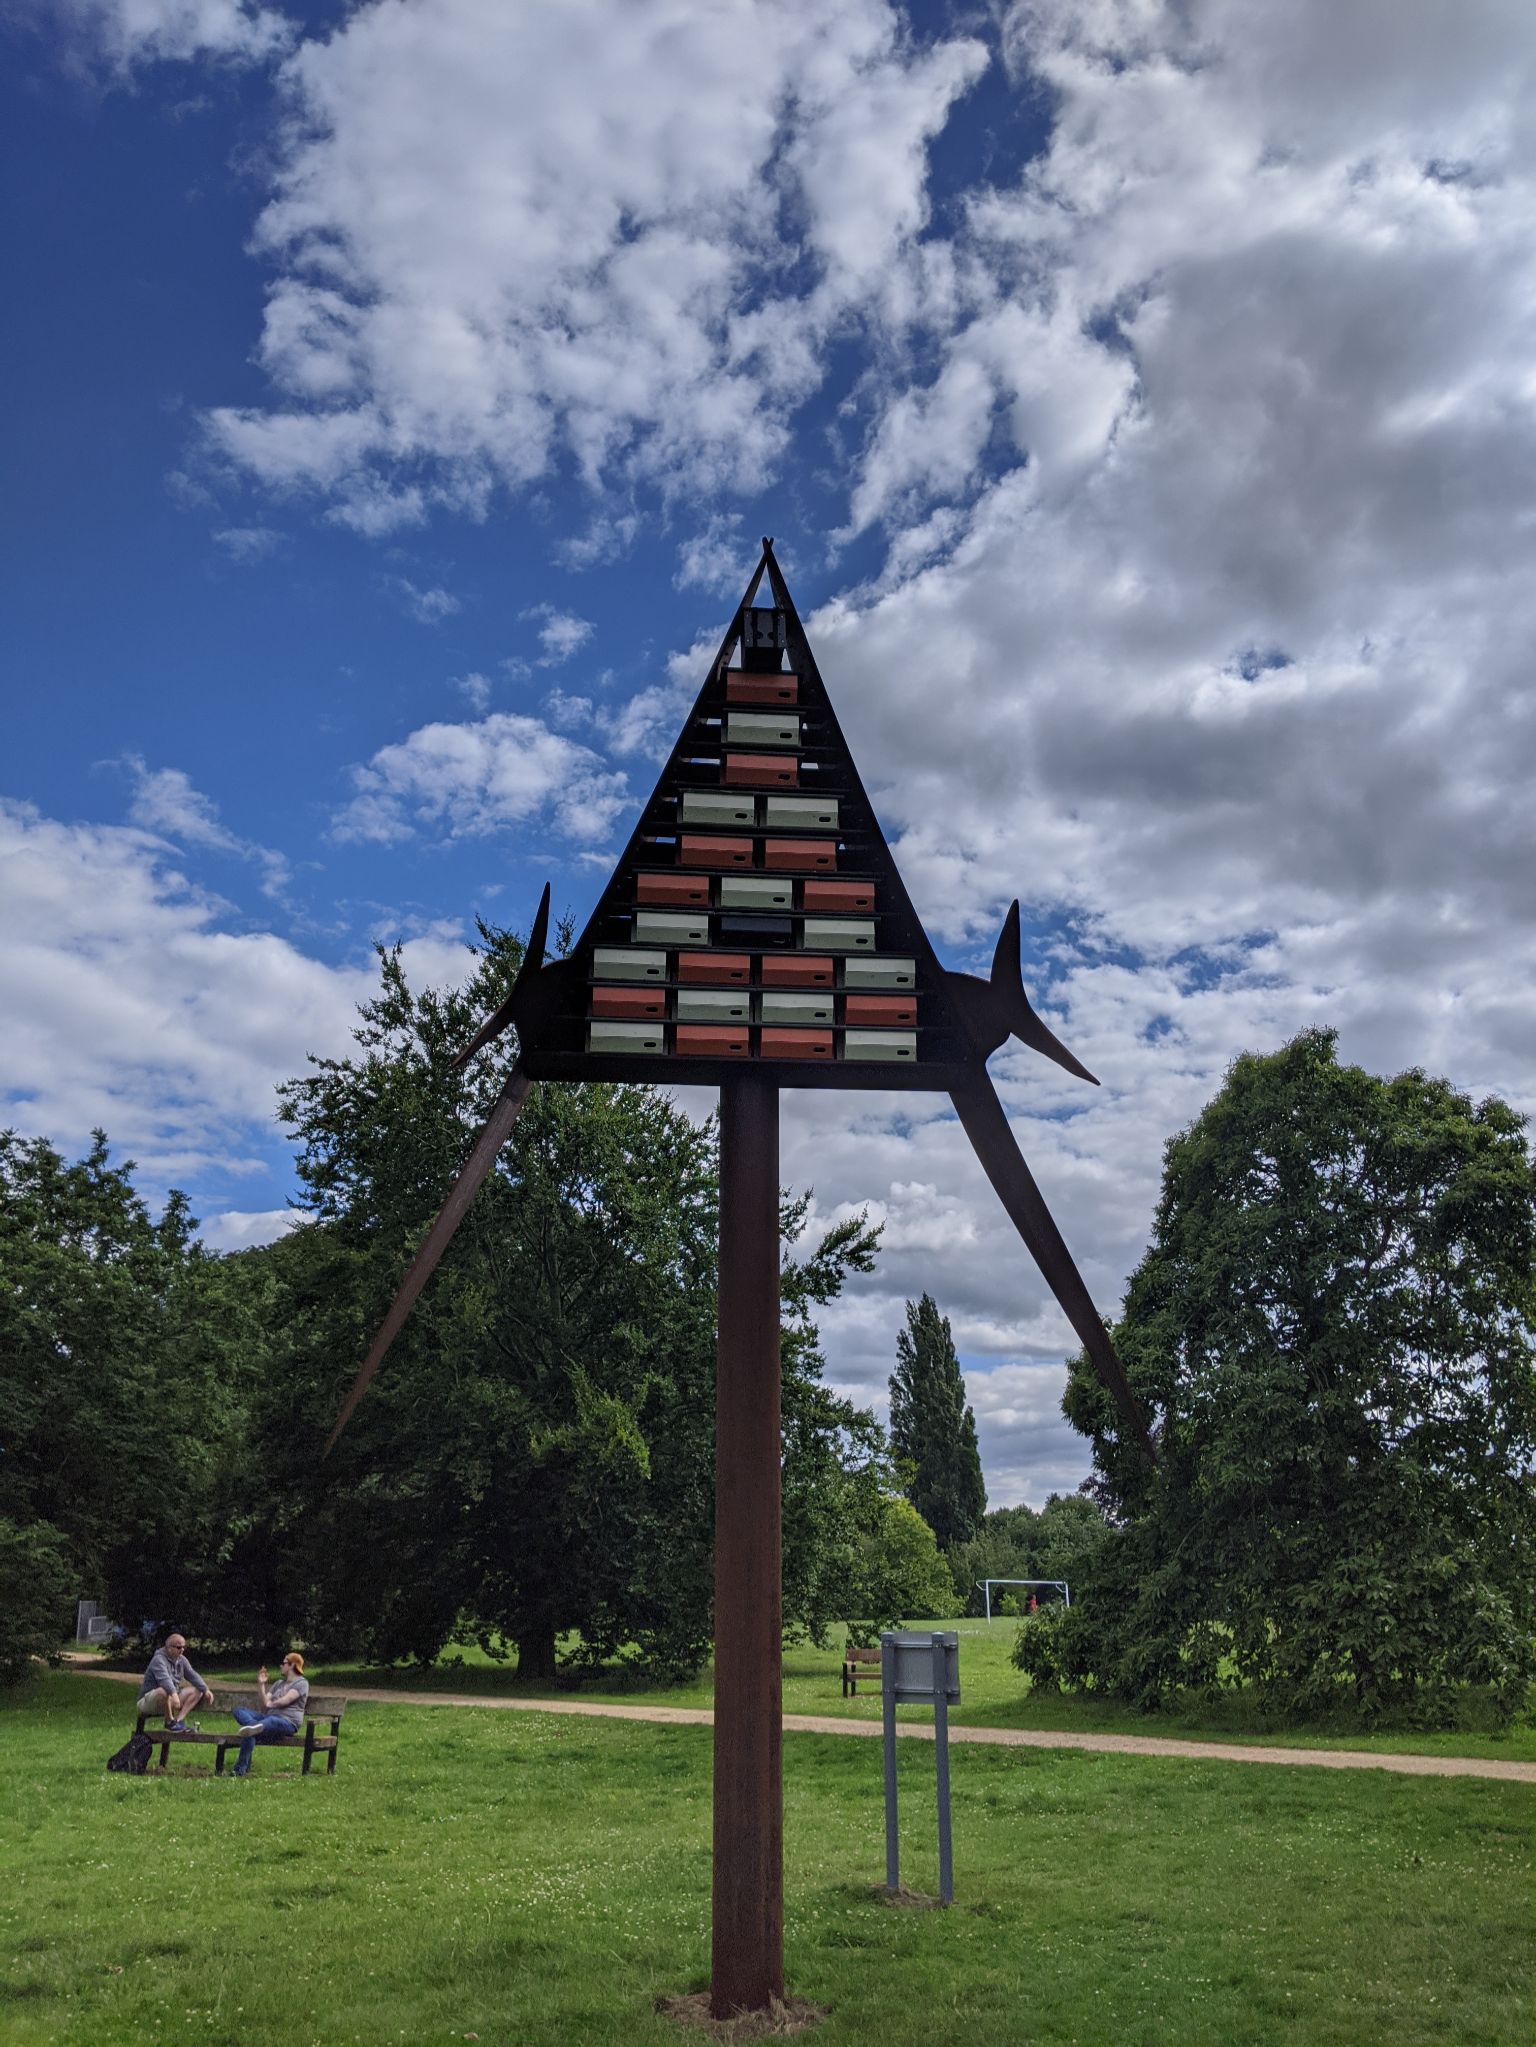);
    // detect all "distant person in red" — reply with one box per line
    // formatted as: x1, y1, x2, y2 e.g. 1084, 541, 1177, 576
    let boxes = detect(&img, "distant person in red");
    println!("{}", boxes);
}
137, 1633, 214, 1730
1028, 1595, 1038, 1613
